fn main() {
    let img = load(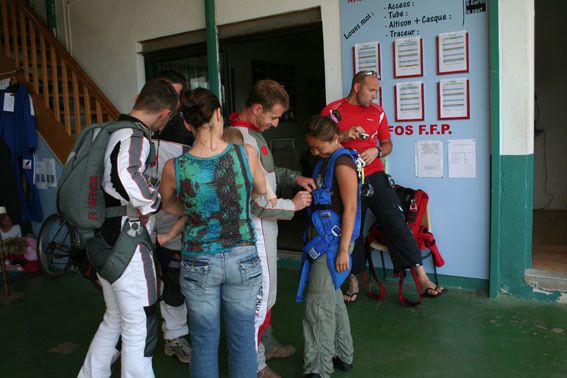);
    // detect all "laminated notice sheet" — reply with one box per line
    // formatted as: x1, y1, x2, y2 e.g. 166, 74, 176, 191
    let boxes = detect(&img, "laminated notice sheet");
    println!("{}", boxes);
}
437, 30, 469, 74
354, 42, 381, 78
395, 82, 424, 121
394, 36, 423, 78
438, 78, 470, 120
